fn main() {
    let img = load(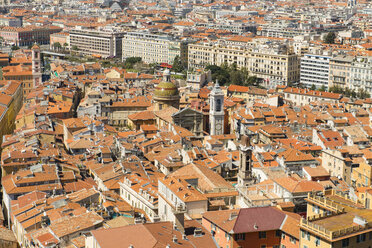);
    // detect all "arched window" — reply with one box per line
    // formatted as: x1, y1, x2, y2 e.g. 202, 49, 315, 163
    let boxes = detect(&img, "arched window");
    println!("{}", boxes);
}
216, 99, 222, 112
